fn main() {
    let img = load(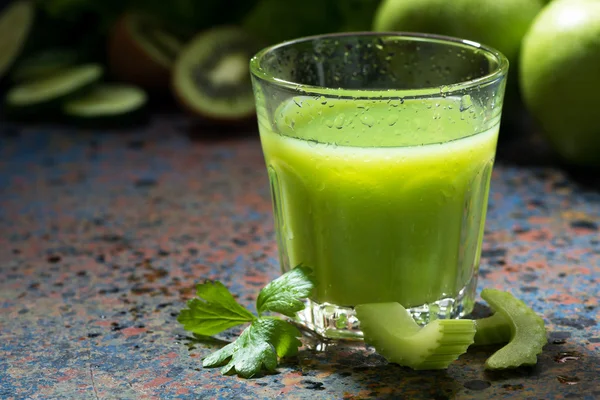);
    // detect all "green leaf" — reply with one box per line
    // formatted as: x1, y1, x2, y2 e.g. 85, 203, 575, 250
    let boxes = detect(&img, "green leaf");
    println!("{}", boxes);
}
256, 265, 316, 317
202, 342, 235, 368
177, 281, 255, 336
258, 317, 303, 358
205, 317, 302, 378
